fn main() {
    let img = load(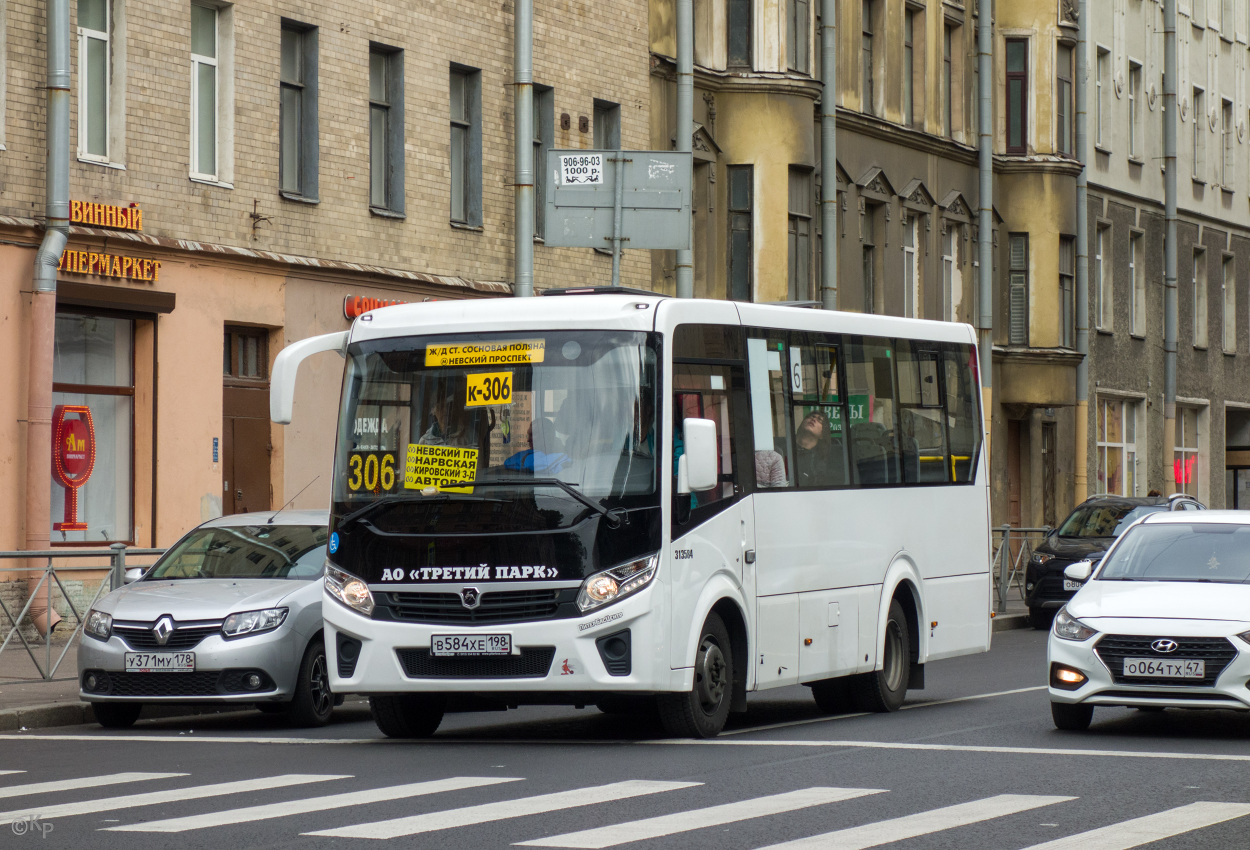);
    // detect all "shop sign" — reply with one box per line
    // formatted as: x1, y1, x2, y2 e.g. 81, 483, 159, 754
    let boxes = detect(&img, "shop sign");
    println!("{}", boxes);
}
51, 405, 96, 531
71, 200, 143, 231
58, 249, 162, 282
344, 295, 411, 320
